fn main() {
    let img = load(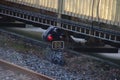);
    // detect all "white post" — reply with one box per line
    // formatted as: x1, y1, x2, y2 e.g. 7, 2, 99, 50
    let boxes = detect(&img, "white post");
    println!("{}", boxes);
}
57, 0, 64, 27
